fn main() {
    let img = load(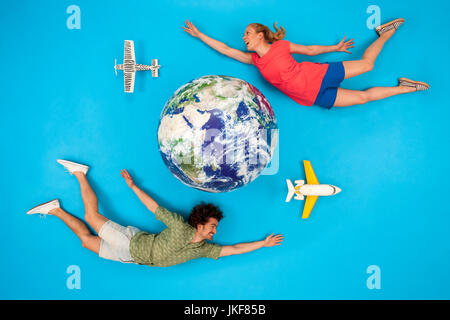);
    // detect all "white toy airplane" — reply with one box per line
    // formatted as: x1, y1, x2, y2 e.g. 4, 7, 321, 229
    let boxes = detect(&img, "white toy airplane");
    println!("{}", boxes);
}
286, 160, 341, 219
114, 40, 161, 93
